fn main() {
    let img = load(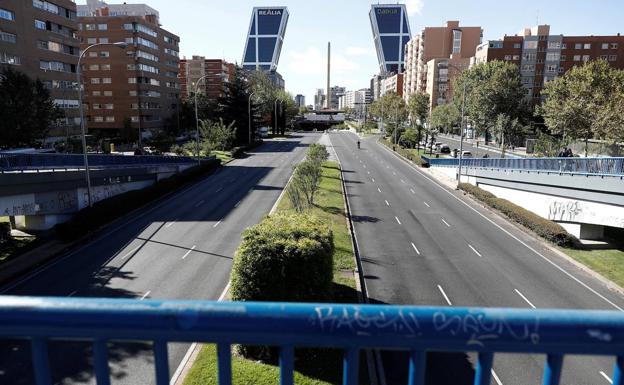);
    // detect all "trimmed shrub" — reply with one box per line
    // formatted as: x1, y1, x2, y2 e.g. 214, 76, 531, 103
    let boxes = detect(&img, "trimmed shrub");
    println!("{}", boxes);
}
231, 212, 334, 303
307, 143, 329, 164
459, 183, 579, 247
286, 182, 306, 213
